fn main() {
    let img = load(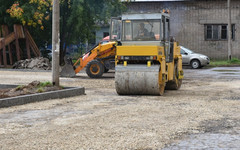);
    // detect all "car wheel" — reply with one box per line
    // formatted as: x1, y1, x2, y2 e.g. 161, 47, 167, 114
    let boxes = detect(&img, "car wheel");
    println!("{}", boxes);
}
191, 60, 201, 69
